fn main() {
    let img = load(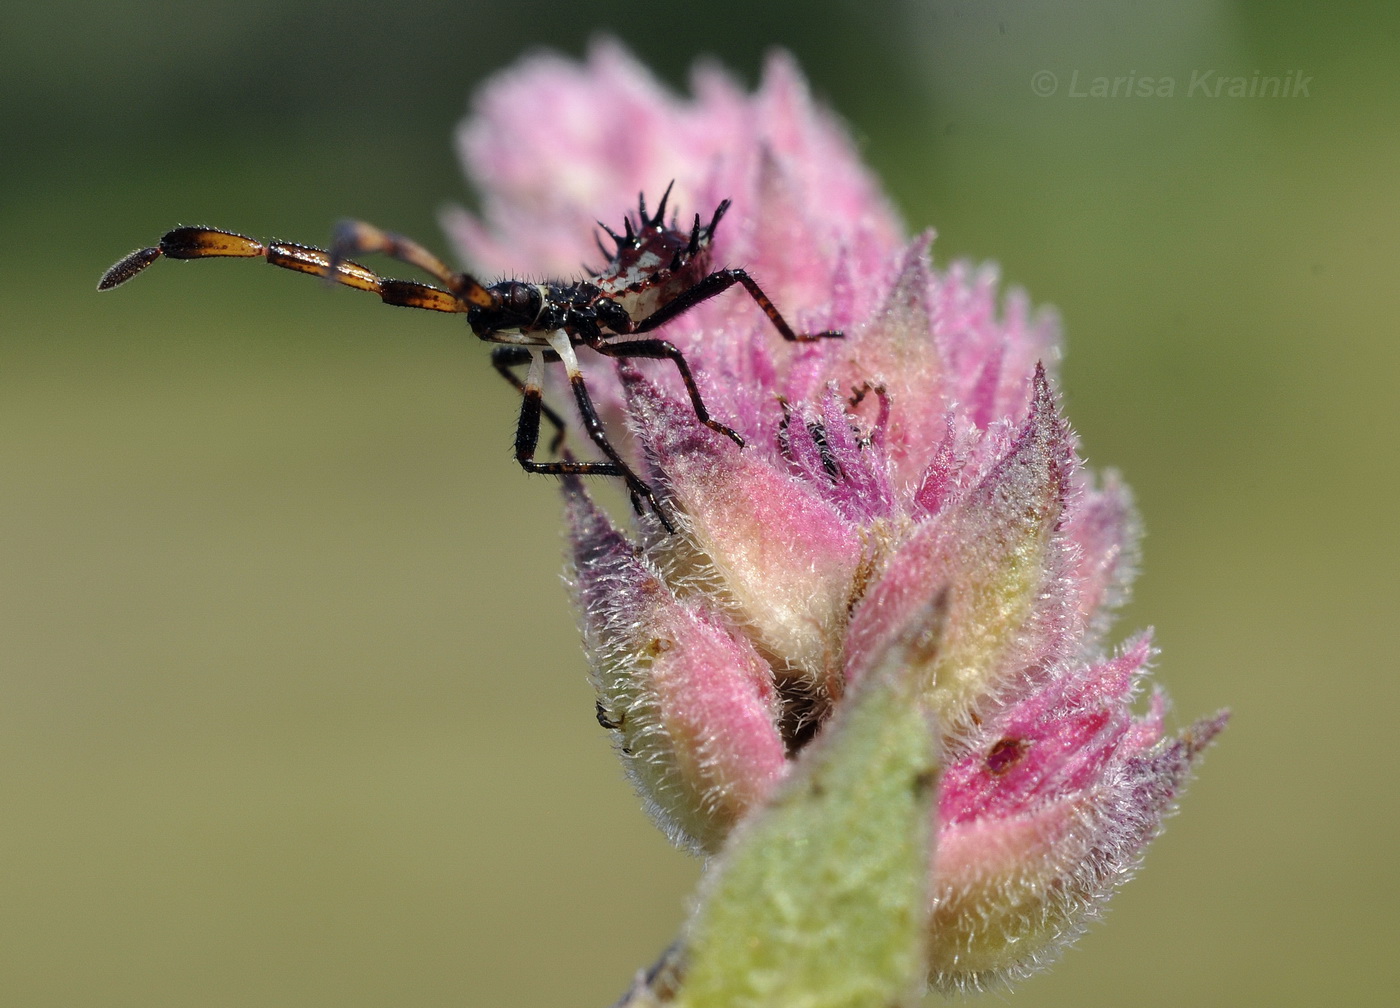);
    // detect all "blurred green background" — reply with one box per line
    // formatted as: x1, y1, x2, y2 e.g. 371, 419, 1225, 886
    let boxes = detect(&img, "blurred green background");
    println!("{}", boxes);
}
3, 1, 1395, 1005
